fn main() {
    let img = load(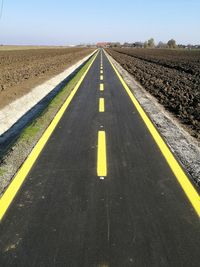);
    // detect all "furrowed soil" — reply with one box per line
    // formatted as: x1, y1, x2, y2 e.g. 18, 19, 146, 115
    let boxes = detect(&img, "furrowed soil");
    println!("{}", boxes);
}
106, 48, 200, 139
0, 47, 94, 108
